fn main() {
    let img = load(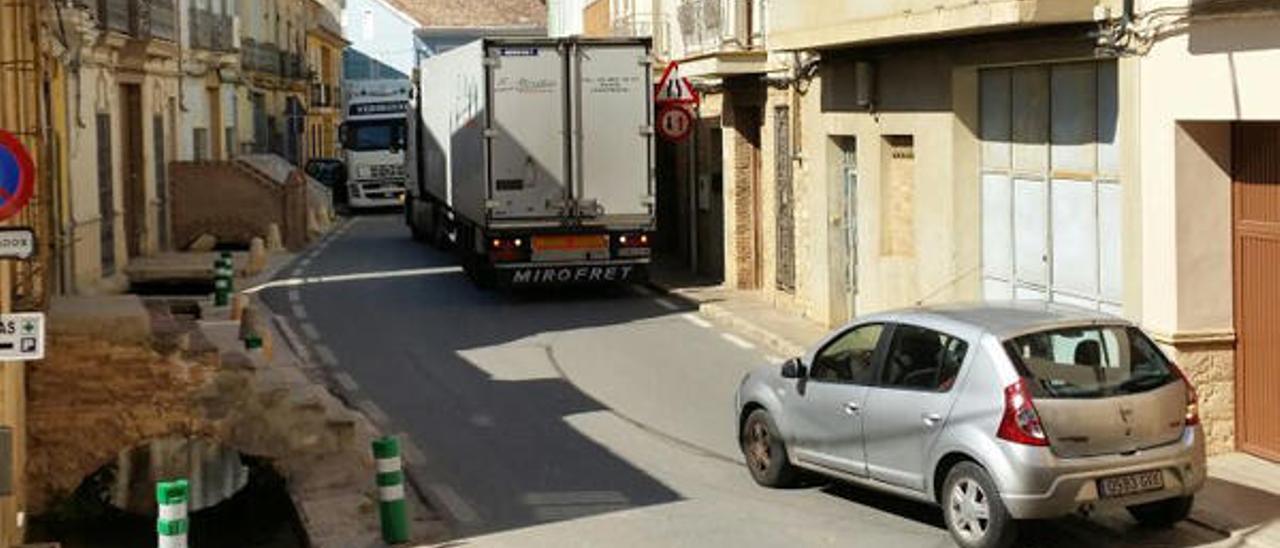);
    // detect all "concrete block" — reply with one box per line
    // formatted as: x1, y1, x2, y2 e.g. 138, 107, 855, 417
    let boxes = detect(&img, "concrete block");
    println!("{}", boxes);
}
248, 238, 267, 275
230, 293, 249, 322
266, 223, 284, 251
188, 233, 218, 252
